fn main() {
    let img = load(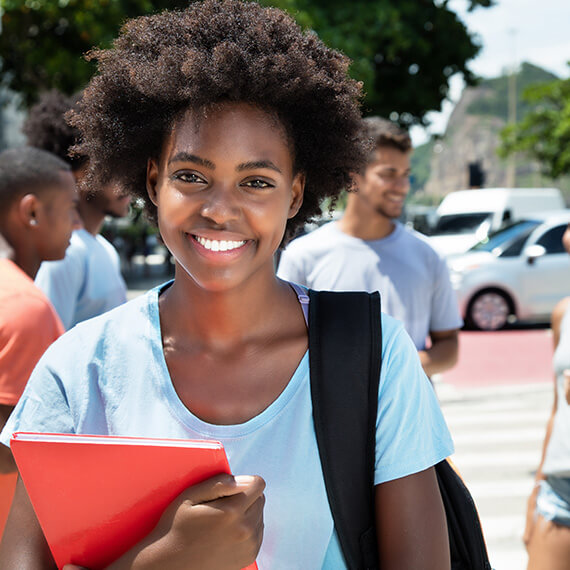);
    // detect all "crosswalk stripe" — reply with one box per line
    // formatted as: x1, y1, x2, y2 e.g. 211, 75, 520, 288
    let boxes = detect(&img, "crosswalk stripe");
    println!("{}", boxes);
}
436, 382, 552, 570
